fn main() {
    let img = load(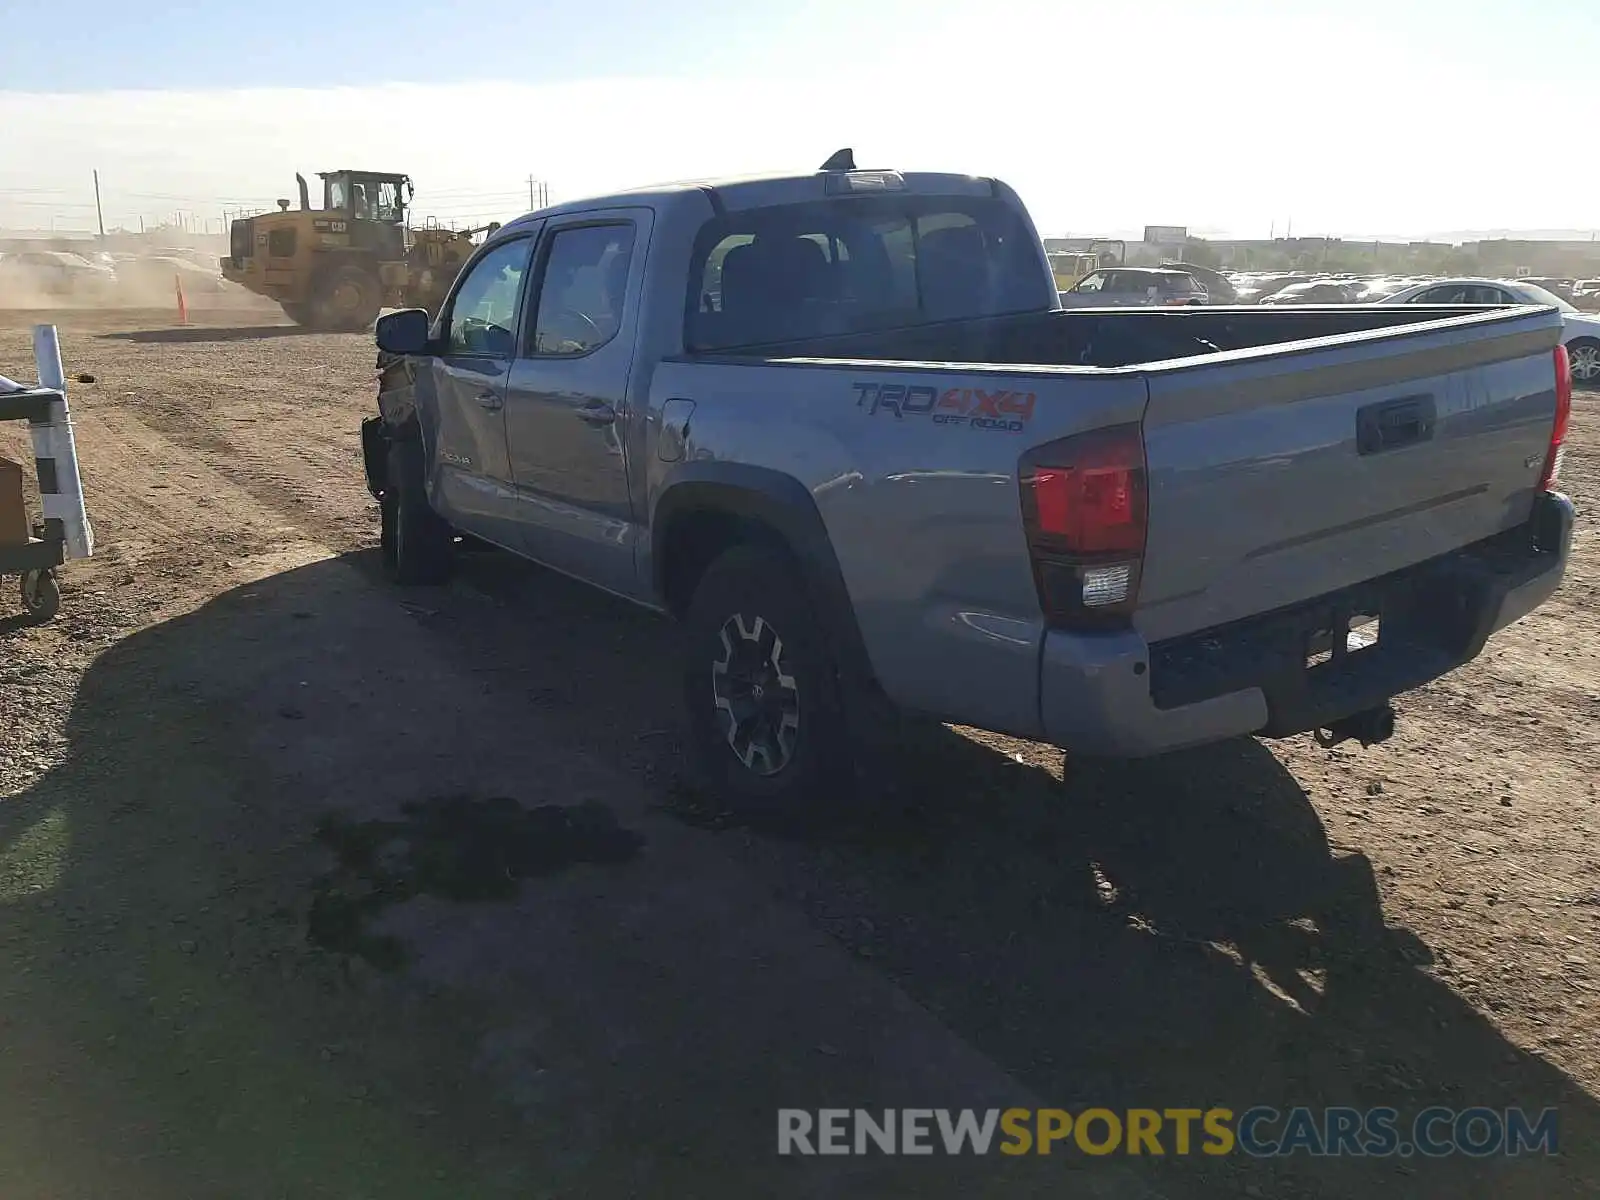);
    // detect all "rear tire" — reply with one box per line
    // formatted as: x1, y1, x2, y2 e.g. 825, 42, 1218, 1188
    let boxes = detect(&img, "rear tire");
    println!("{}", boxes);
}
681, 545, 851, 824
280, 301, 312, 327
385, 439, 453, 585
